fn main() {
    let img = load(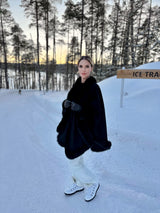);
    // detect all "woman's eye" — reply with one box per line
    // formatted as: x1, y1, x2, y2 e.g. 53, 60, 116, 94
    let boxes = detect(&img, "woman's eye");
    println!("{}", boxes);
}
79, 65, 83, 68
86, 65, 89, 68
